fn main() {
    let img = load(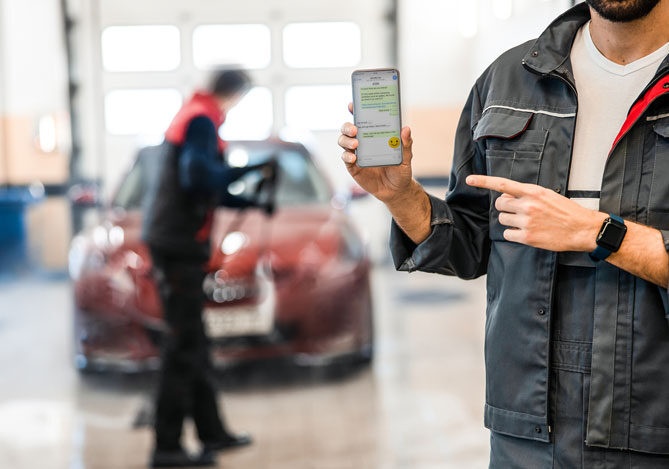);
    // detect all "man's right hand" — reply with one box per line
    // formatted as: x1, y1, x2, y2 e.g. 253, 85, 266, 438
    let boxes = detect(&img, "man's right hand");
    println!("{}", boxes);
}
337, 103, 432, 245
338, 102, 415, 205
